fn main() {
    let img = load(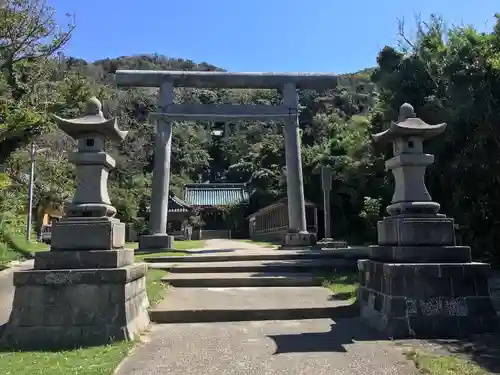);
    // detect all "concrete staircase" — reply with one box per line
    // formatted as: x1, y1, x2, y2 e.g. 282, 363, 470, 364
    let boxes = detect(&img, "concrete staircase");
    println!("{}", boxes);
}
146, 248, 359, 324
